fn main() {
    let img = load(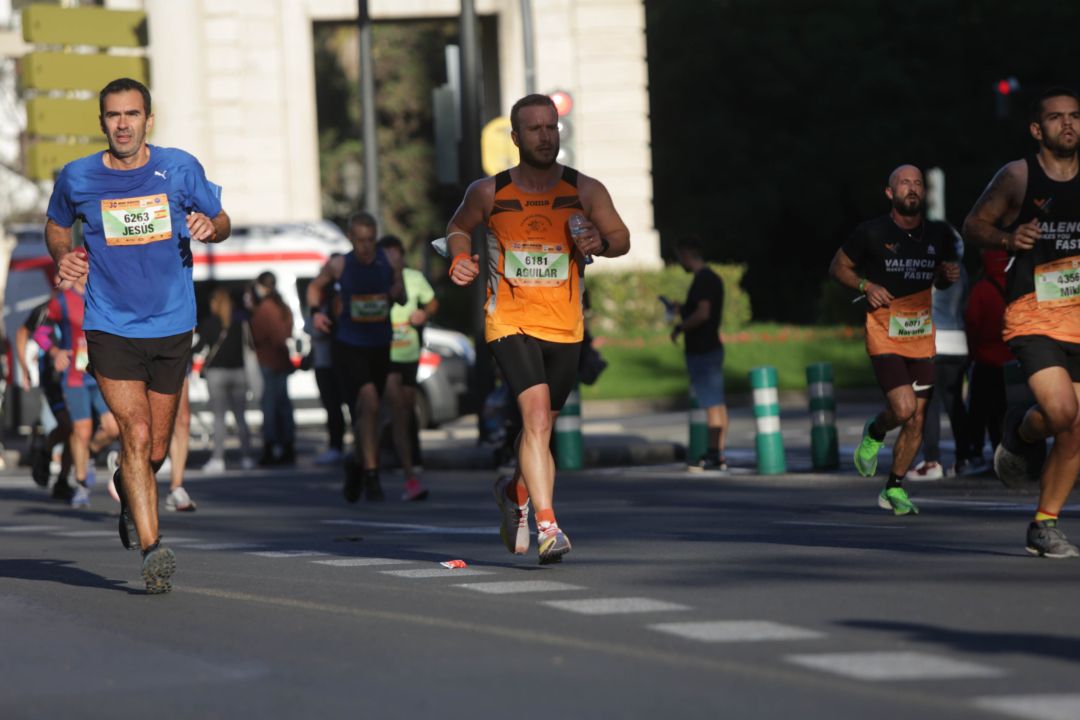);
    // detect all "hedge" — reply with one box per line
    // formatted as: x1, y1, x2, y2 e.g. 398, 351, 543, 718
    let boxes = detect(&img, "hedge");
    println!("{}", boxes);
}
585, 263, 752, 337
